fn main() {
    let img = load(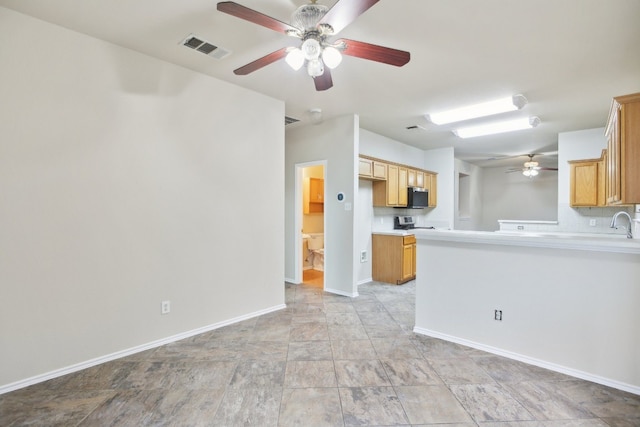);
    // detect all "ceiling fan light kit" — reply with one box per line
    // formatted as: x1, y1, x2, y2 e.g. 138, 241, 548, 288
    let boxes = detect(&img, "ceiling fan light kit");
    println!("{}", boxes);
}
453, 116, 540, 139
216, 0, 410, 91
426, 94, 527, 125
